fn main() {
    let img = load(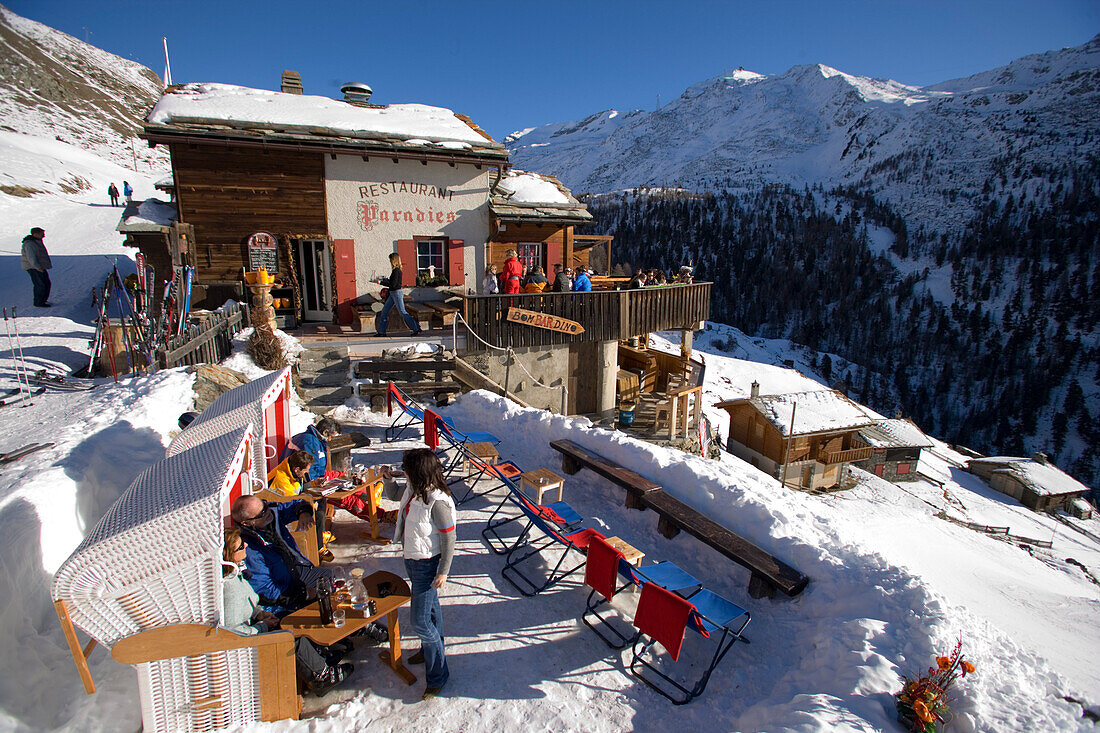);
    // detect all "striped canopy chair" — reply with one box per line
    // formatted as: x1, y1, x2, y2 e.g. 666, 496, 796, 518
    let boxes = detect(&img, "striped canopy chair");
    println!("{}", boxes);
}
167, 367, 293, 483
52, 425, 299, 730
